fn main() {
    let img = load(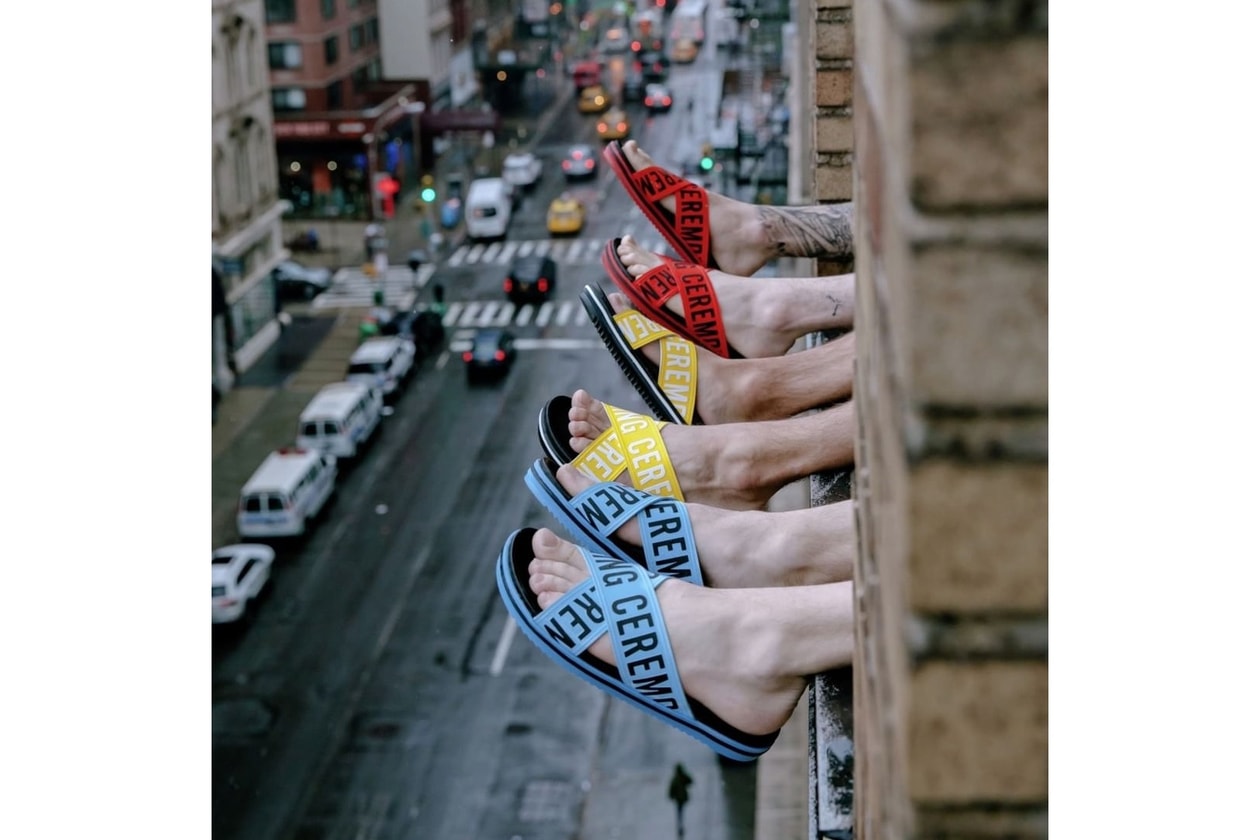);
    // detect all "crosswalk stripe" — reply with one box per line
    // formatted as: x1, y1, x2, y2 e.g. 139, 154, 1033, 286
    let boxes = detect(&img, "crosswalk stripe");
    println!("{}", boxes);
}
516, 241, 535, 257
476, 302, 501, 326
493, 302, 516, 326
482, 242, 502, 262
498, 240, 519, 264
457, 302, 482, 327
442, 302, 463, 326
467, 243, 486, 263
554, 300, 574, 326
535, 301, 555, 327
448, 245, 469, 267
514, 304, 536, 326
